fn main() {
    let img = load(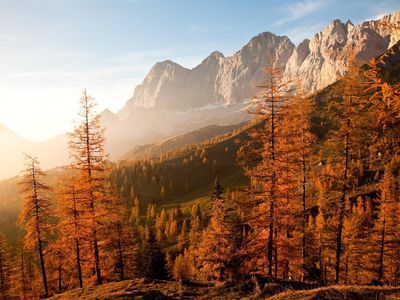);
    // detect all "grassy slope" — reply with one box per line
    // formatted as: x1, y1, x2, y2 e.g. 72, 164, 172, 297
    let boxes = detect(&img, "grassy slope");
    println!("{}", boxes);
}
49, 278, 248, 300
267, 285, 400, 300
49, 279, 400, 300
